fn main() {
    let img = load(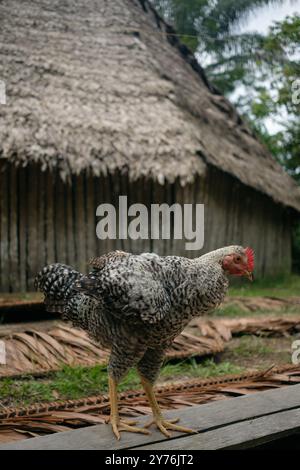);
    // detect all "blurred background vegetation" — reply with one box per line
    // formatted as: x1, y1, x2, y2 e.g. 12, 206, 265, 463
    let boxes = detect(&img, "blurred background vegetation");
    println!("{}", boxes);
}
151, 0, 300, 270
